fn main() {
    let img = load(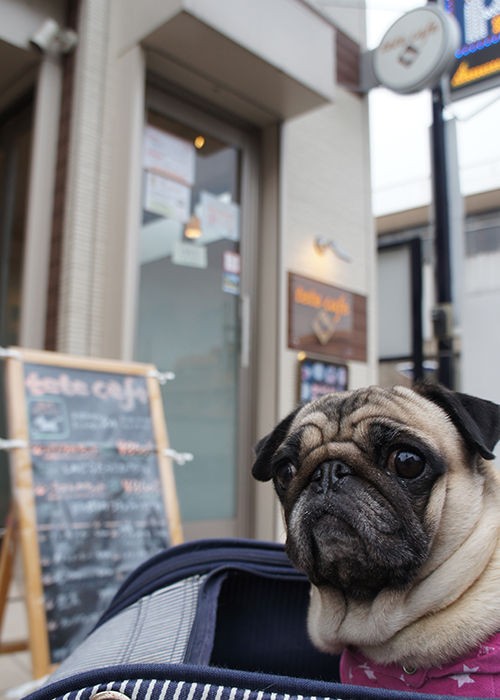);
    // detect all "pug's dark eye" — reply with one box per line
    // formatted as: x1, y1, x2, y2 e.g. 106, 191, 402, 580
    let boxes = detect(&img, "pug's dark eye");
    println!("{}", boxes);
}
388, 449, 425, 479
275, 462, 297, 492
